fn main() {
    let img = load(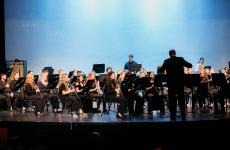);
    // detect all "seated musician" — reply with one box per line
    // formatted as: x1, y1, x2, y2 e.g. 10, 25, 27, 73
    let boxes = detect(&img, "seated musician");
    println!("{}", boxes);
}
145, 71, 165, 115
69, 70, 77, 84
197, 69, 209, 112
217, 68, 230, 115
134, 68, 147, 116
58, 73, 84, 117
37, 70, 59, 112
184, 67, 192, 107
9, 73, 23, 110
0, 73, 12, 110
23, 72, 44, 115
75, 74, 91, 113
104, 71, 127, 118
87, 71, 102, 113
